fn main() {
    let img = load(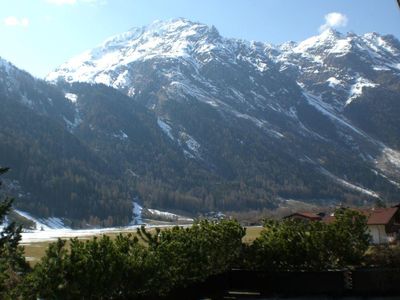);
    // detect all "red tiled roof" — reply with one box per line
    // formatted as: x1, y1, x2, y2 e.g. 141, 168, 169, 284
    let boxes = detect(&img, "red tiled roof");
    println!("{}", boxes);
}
322, 207, 399, 225
364, 207, 399, 225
